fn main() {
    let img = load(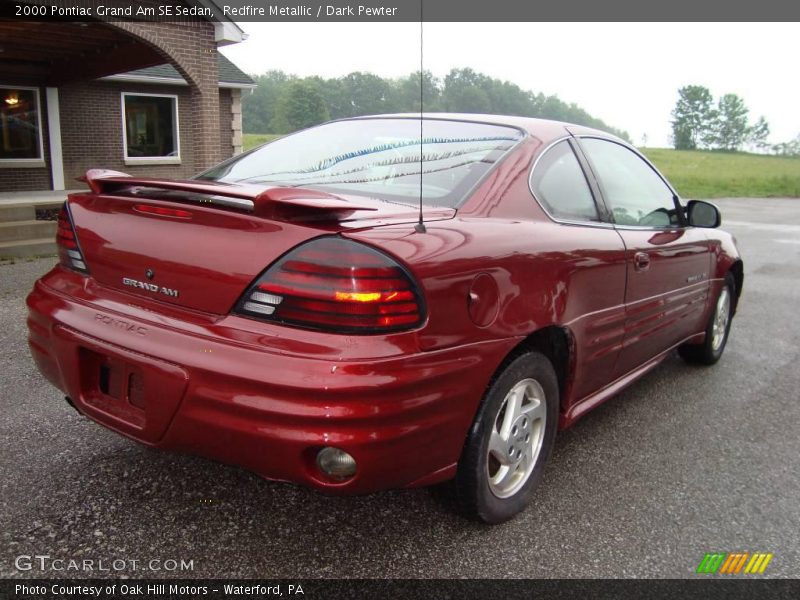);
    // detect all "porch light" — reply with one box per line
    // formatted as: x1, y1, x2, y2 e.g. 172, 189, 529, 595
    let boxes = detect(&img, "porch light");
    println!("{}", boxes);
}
4, 93, 19, 106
